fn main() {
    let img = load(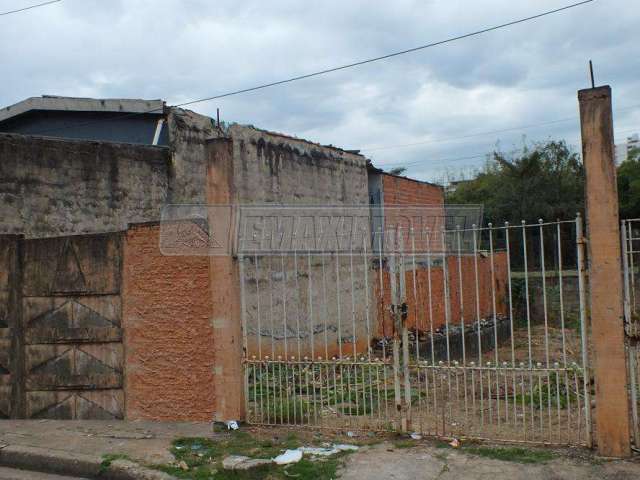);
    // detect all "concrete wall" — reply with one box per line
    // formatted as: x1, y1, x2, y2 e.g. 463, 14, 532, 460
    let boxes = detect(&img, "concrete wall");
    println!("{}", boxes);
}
122, 223, 216, 421
0, 134, 169, 238
229, 125, 368, 204
225, 124, 371, 359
